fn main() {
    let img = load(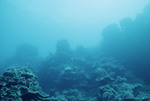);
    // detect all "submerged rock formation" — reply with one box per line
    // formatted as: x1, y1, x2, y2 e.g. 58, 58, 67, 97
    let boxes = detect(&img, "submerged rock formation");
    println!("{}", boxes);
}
0, 67, 50, 101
